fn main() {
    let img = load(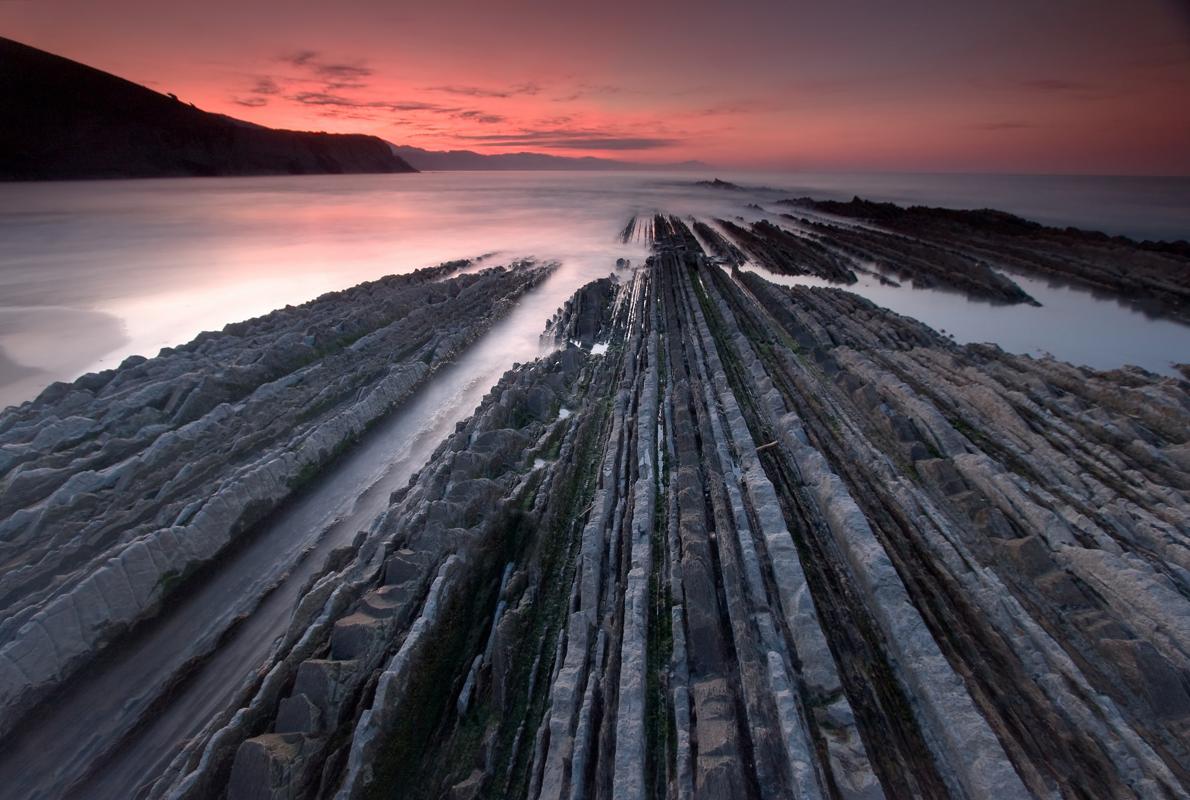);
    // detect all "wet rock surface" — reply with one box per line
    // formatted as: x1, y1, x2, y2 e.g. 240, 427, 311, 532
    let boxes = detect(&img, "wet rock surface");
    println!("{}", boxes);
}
773, 211, 1036, 304
141, 217, 1190, 800
714, 217, 859, 284
0, 259, 550, 748
784, 196, 1190, 320
542, 275, 621, 348
1, 202, 1188, 799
